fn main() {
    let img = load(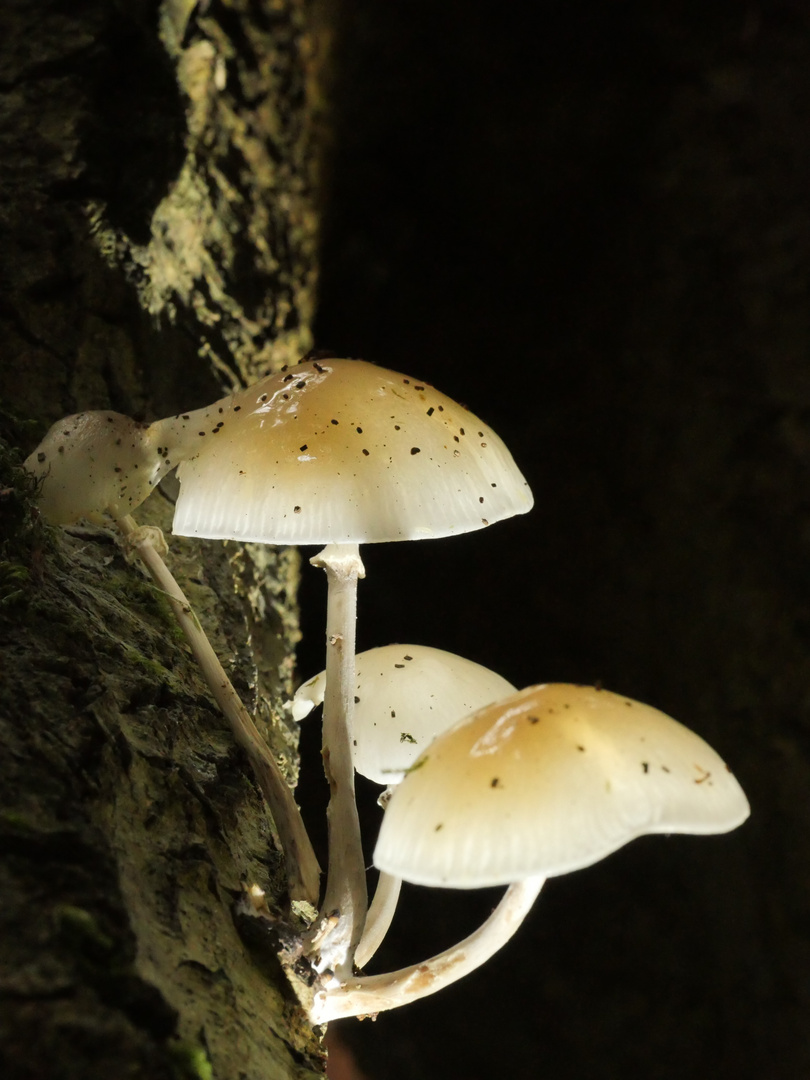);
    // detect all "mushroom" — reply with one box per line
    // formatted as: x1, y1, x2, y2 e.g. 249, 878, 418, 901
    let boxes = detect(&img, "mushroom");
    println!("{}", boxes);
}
22, 411, 169, 525
292, 643, 518, 786
23, 411, 321, 907
293, 643, 517, 965
169, 357, 533, 545
311, 682, 750, 1022
167, 357, 534, 976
